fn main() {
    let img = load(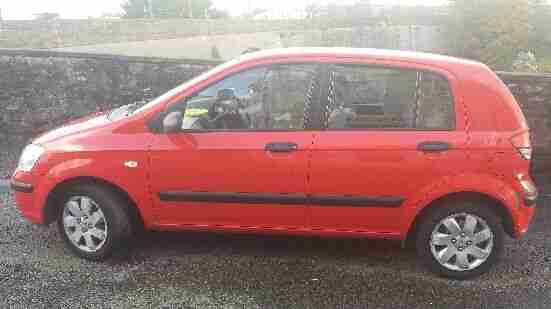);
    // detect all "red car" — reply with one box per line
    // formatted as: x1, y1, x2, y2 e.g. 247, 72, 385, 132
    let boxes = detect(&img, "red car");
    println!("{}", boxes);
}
10, 48, 538, 279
